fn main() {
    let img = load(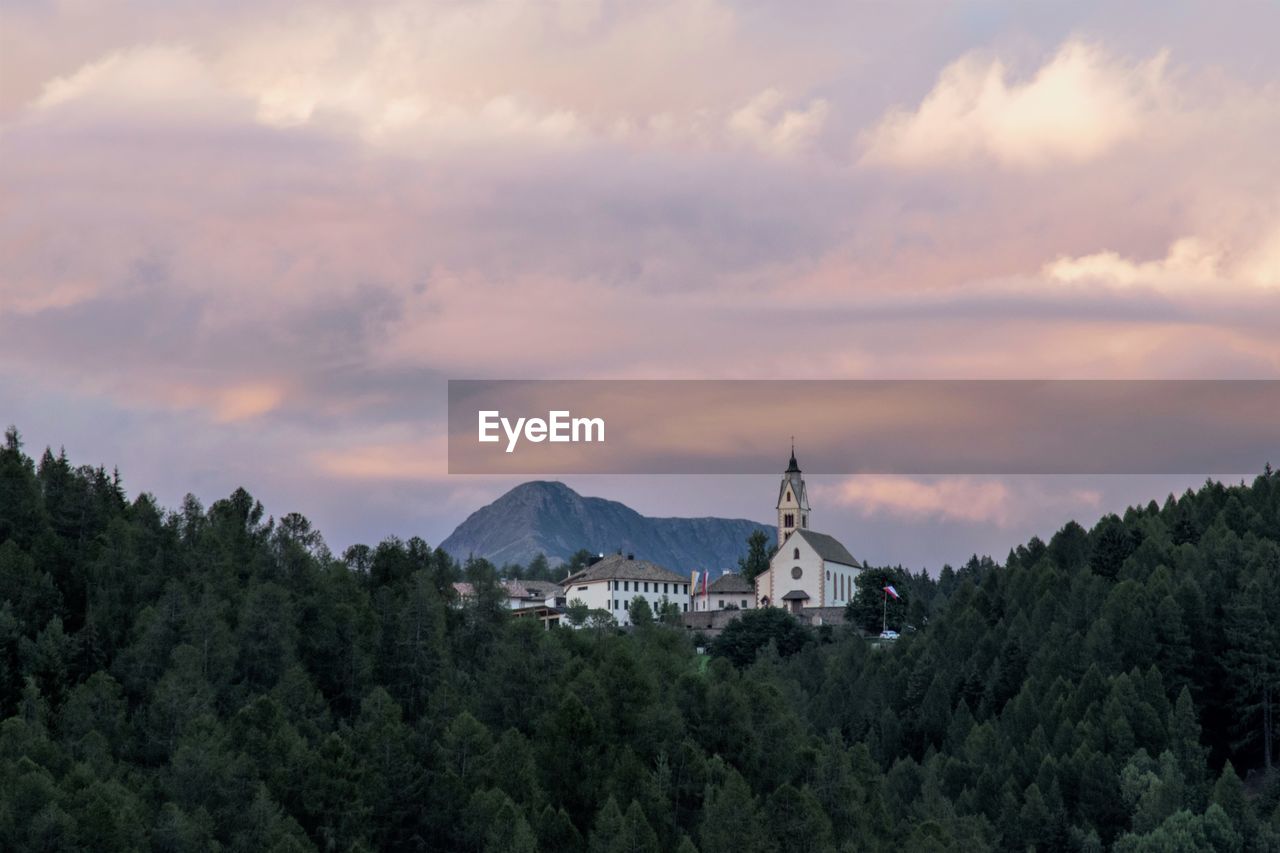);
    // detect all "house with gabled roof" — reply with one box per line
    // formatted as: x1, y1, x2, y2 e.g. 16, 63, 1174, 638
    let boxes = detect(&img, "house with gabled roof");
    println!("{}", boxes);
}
561, 552, 691, 625
691, 571, 755, 612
